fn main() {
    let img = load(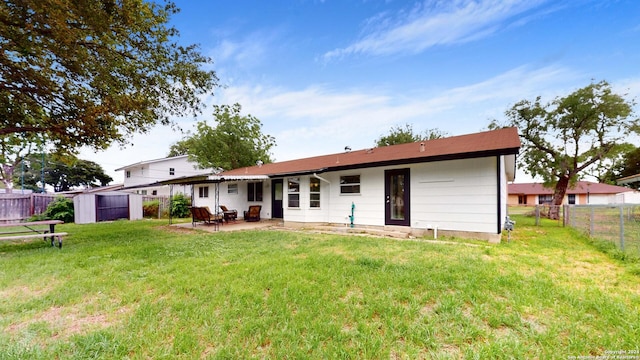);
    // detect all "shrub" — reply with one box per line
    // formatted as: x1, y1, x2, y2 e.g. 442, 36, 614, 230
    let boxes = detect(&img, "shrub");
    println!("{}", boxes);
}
143, 200, 160, 218
44, 196, 74, 223
170, 193, 191, 218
